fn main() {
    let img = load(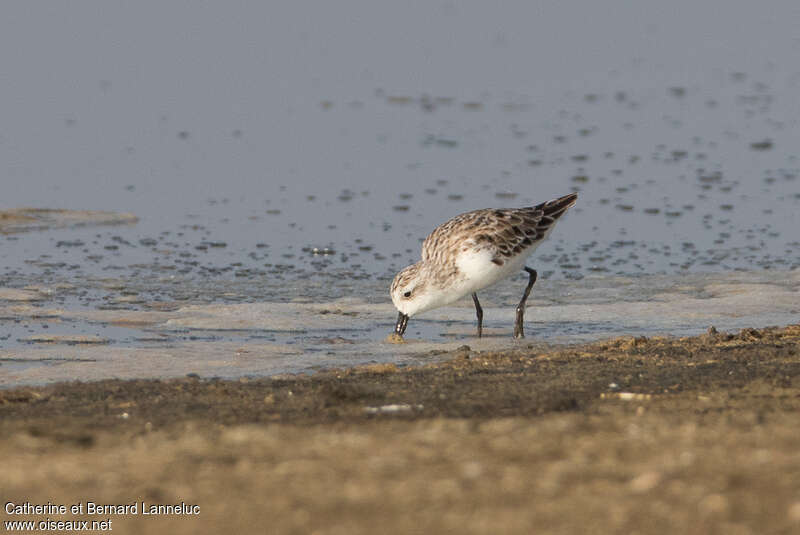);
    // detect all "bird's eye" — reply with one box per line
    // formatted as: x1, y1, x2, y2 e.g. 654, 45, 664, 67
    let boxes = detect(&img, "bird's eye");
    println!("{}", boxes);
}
403, 290, 412, 298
